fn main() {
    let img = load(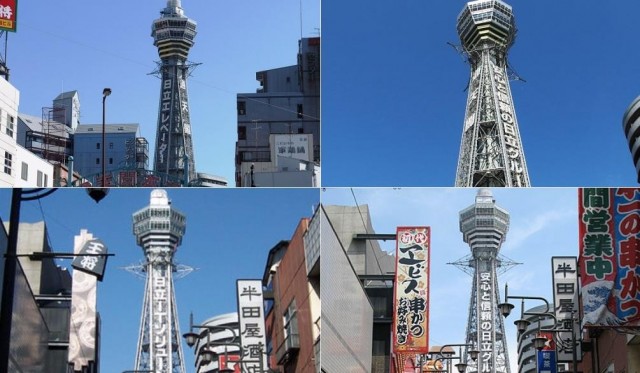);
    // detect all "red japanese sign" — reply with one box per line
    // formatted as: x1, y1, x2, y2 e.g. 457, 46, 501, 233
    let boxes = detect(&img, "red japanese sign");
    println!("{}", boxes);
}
0, 0, 16, 32
392, 226, 430, 354
579, 188, 640, 326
